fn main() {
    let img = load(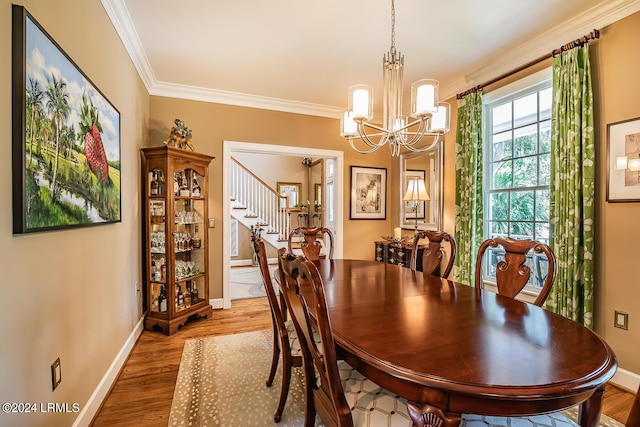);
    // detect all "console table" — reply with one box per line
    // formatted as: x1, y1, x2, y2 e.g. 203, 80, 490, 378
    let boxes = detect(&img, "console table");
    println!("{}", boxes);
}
374, 240, 424, 270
